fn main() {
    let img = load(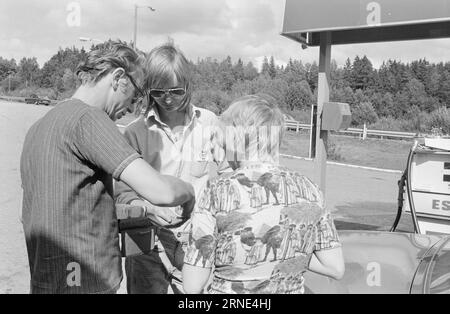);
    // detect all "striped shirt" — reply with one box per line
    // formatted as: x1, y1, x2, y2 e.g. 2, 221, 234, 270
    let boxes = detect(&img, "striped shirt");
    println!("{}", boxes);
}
20, 99, 140, 294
